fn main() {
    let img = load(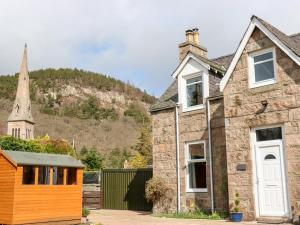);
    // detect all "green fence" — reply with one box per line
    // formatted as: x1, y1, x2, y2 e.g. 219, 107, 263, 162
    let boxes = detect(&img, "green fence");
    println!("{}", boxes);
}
102, 168, 153, 211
